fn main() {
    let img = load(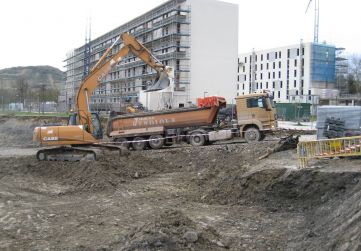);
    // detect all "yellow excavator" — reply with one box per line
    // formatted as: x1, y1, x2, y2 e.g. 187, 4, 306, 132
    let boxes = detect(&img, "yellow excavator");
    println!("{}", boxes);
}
33, 33, 172, 161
